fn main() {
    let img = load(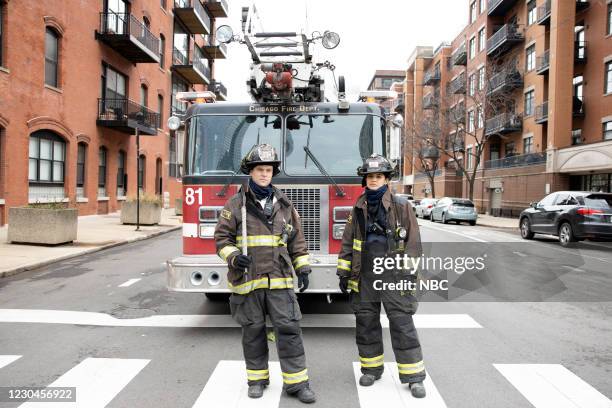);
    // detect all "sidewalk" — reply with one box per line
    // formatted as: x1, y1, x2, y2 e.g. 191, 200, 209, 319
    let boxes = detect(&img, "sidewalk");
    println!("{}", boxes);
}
0, 208, 182, 278
476, 214, 519, 229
